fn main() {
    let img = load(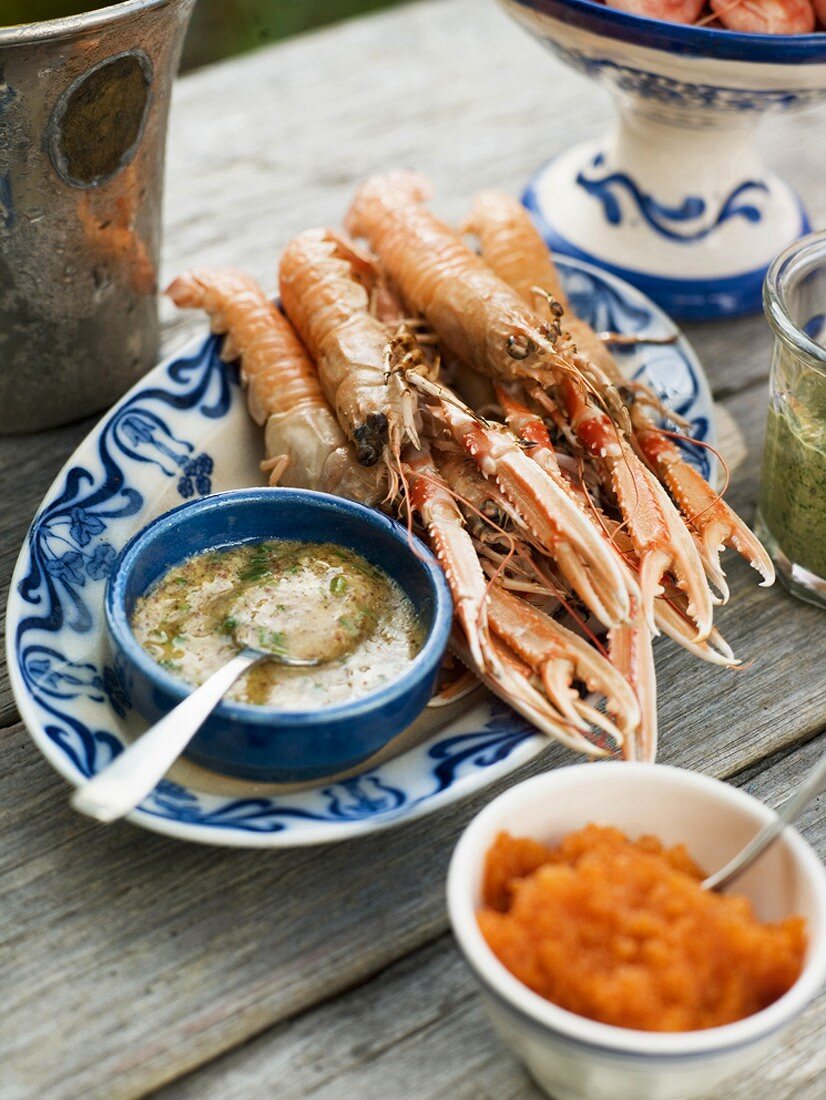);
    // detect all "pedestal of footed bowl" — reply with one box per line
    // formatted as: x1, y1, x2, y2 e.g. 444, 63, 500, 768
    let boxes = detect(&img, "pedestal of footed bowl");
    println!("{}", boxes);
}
500, 0, 826, 319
